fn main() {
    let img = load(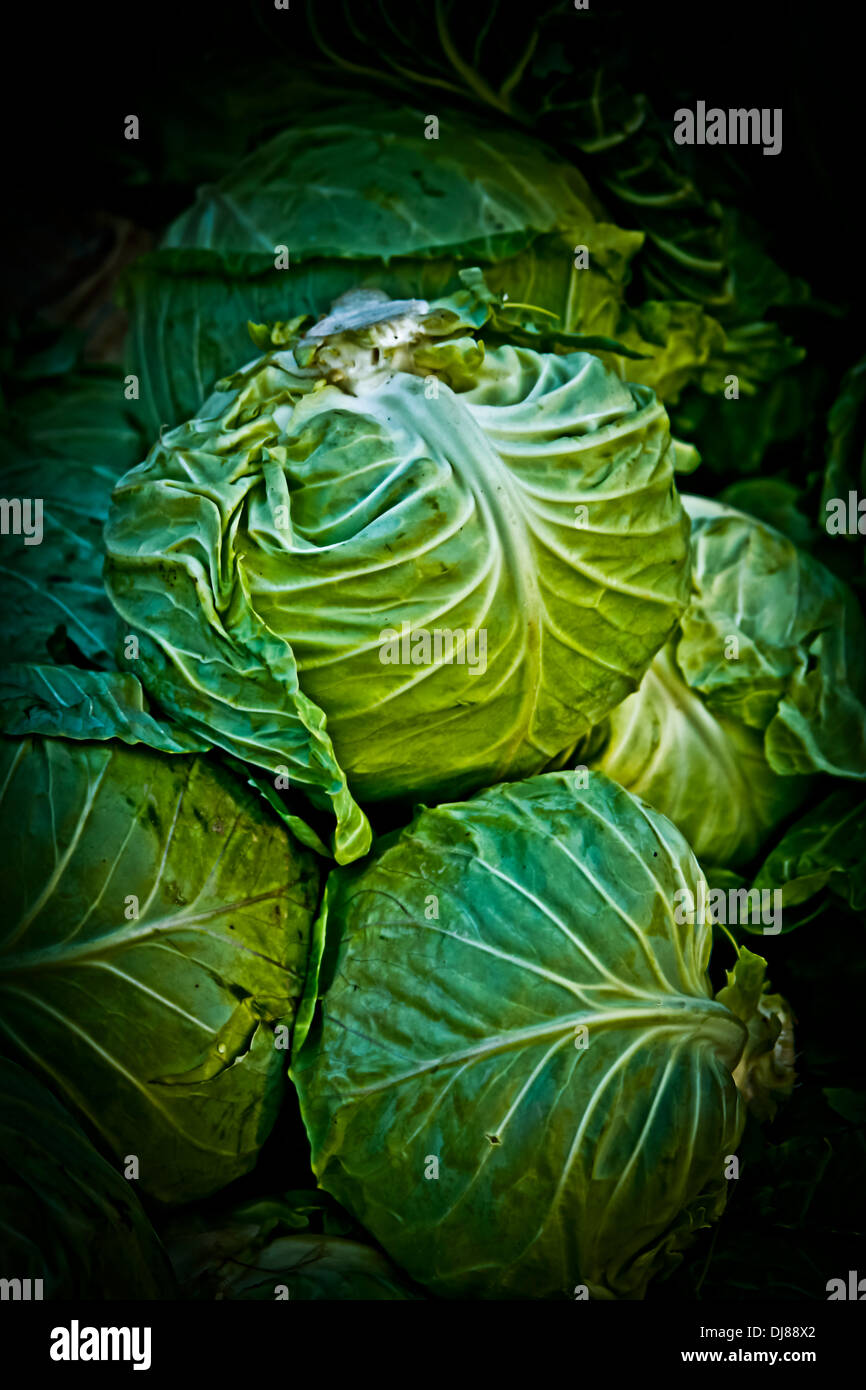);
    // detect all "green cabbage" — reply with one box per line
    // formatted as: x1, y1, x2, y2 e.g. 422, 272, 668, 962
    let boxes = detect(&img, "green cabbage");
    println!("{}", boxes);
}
120, 100, 768, 440
292, 769, 788, 1299
104, 290, 690, 862
589, 496, 866, 867
0, 670, 323, 1203
122, 102, 640, 434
